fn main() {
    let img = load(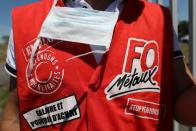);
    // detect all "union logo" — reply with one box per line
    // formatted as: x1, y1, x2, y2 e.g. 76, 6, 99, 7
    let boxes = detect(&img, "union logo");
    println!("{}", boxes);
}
26, 50, 64, 94
105, 38, 160, 100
